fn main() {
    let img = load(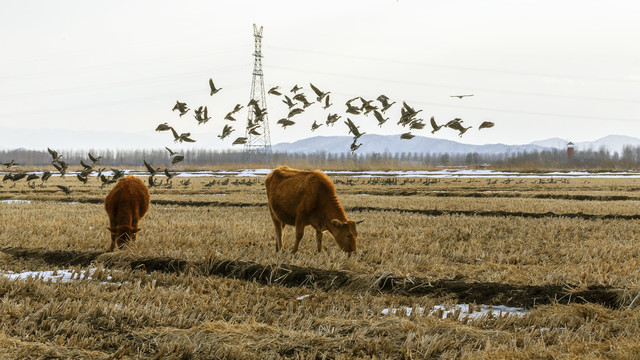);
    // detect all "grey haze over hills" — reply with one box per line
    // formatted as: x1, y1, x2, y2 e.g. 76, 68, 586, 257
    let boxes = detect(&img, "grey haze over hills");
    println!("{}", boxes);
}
272, 134, 640, 155
2, 126, 640, 155
530, 135, 640, 154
